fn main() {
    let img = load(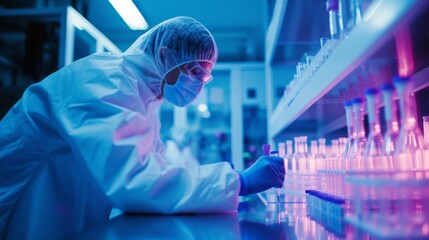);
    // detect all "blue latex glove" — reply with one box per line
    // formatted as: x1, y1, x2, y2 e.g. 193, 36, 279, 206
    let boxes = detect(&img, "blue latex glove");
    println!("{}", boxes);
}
238, 156, 285, 196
